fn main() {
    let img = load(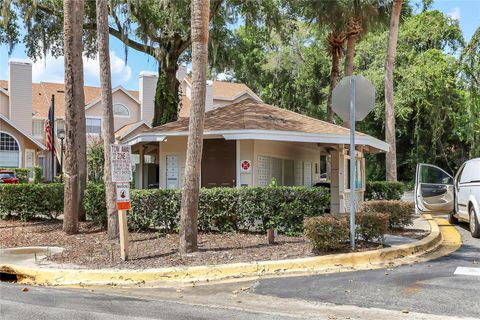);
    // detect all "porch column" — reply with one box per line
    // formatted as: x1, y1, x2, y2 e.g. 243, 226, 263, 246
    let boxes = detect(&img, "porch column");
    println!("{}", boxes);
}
158, 141, 162, 189
330, 149, 341, 214
139, 144, 145, 189
236, 140, 241, 187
